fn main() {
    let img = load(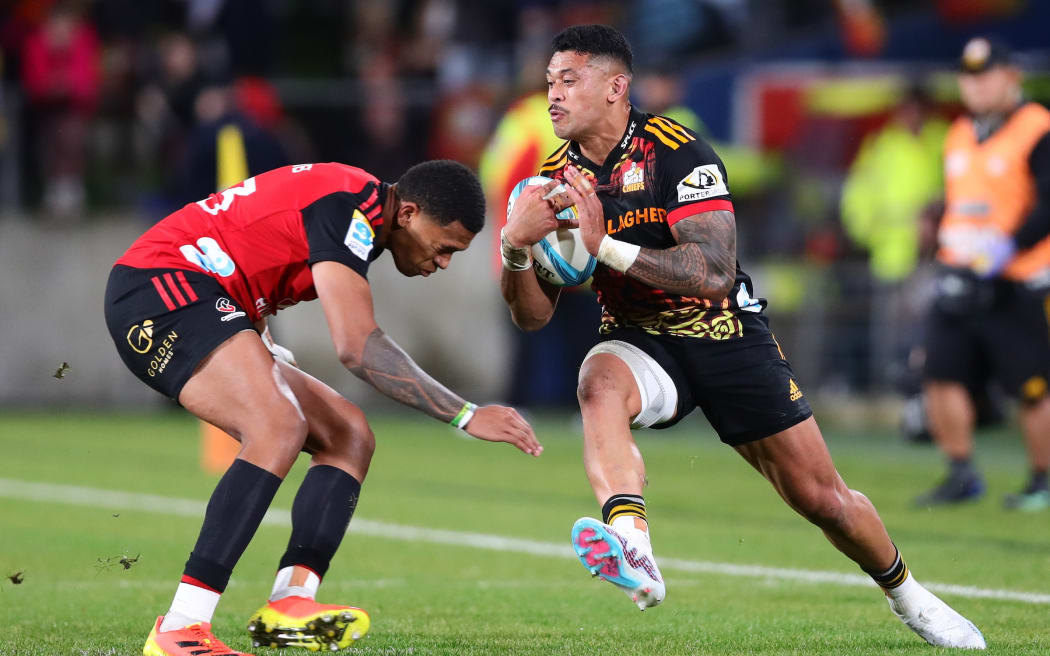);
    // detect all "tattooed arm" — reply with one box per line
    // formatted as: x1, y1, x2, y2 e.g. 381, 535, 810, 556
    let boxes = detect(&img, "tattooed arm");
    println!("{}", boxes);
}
626, 210, 737, 300
564, 165, 737, 302
310, 261, 543, 455
347, 326, 464, 422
